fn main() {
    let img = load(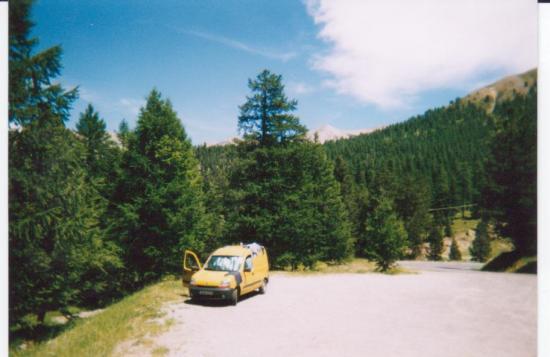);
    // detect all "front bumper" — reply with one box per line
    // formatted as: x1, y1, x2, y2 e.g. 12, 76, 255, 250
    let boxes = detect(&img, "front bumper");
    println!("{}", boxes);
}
189, 286, 235, 300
